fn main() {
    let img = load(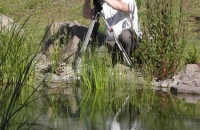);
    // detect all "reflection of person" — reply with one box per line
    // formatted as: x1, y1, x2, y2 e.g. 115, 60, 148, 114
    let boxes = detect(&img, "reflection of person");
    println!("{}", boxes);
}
83, 0, 142, 65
